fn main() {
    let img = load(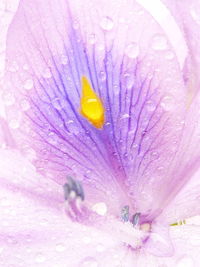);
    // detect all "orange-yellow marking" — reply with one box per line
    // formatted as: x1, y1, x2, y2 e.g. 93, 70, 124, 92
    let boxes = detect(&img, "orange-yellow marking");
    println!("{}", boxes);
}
80, 76, 105, 129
